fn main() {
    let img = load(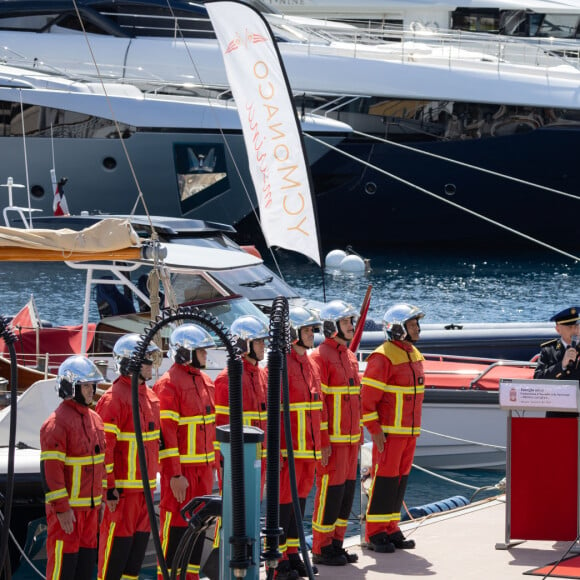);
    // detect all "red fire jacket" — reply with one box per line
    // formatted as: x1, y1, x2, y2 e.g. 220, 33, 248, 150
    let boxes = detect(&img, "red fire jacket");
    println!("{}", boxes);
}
281, 349, 324, 460
153, 363, 217, 476
215, 359, 268, 457
40, 399, 106, 513
310, 338, 361, 447
361, 340, 425, 437
95, 375, 160, 492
